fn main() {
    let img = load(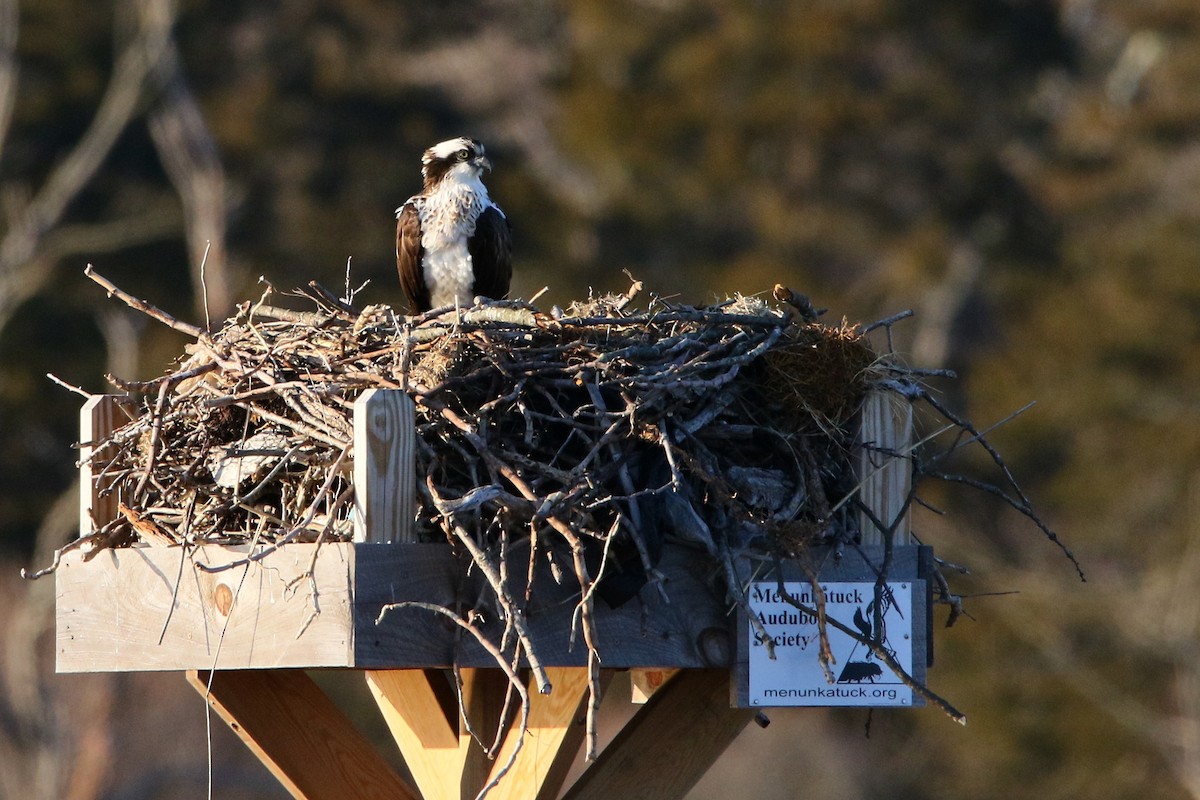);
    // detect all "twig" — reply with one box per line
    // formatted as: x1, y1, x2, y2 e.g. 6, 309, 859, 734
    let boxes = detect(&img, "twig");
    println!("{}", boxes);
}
46, 372, 93, 399
85, 264, 206, 339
